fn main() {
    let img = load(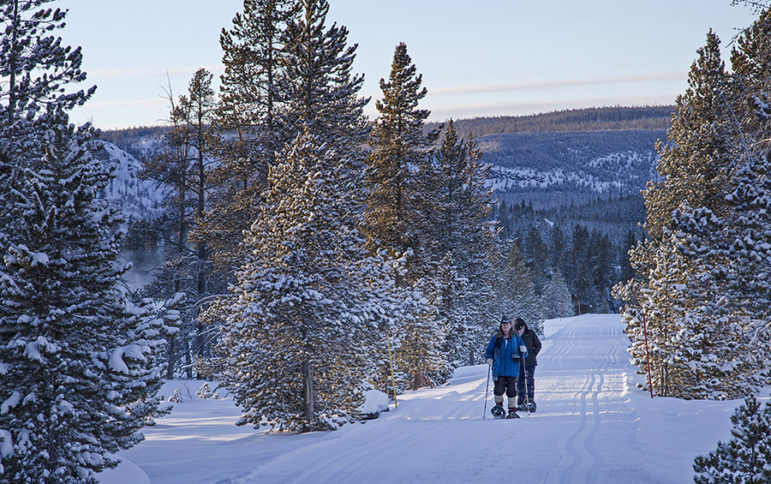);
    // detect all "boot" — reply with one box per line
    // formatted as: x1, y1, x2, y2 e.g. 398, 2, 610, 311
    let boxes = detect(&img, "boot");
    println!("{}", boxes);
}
506, 408, 520, 419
